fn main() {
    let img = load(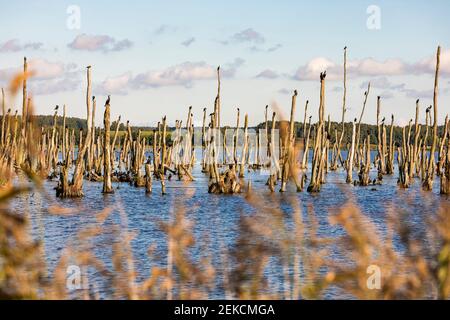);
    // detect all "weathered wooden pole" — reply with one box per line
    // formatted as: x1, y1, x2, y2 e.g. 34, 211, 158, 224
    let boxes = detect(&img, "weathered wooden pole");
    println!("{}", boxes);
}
301, 116, 312, 169
332, 46, 347, 170
56, 66, 92, 197
161, 116, 167, 194
376, 96, 386, 175
423, 46, 440, 191
201, 107, 207, 170
302, 100, 309, 139
359, 133, 371, 186
280, 90, 297, 192
216, 66, 221, 131
356, 83, 370, 166
145, 163, 152, 193
308, 72, 326, 192
110, 115, 121, 169
61, 104, 66, 161
440, 127, 450, 194
268, 111, 278, 192
410, 100, 420, 178
346, 119, 357, 183
264, 105, 269, 161
437, 115, 449, 176
386, 115, 395, 174
1, 88, 5, 146
85, 67, 92, 172
88, 96, 96, 173
421, 107, 431, 181
234, 108, 240, 165
102, 96, 113, 194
